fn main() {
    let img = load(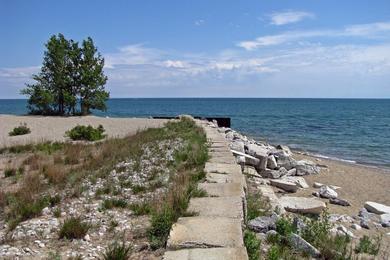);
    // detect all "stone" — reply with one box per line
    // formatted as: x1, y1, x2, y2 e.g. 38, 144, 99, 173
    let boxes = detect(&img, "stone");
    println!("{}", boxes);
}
360, 219, 370, 229
84, 234, 90, 241
243, 166, 261, 178
336, 225, 355, 238
248, 214, 278, 233
231, 150, 260, 167
351, 224, 362, 230
187, 197, 244, 220
293, 217, 307, 232
261, 168, 287, 179
247, 144, 268, 159
162, 247, 249, 260
295, 160, 320, 175
312, 191, 320, 197
286, 168, 297, 176
279, 196, 326, 215
258, 186, 285, 214
166, 217, 244, 249
313, 182, 324, 188
319, 186, 338, 199
289, 233, 321, 258
267, 155, 278, 170
359, 208, 370, 219
274, 152, 296, 170
270, 179, 299, 193
276, 145, 292, 156
364, 201, 390, 215
330, 198, 350, 207
282, 176, 309, 189
380, 213, 390, 227
230, 141, 245, 153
